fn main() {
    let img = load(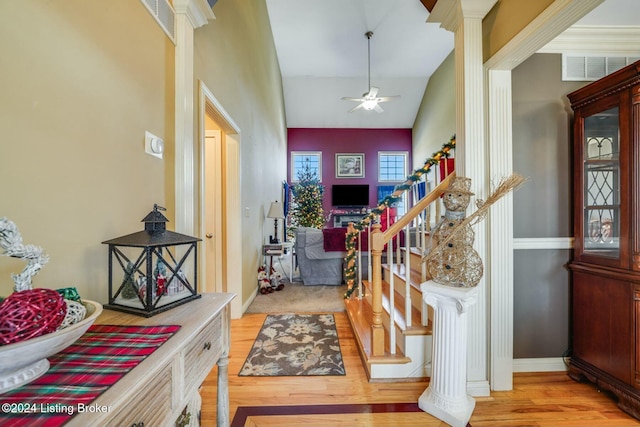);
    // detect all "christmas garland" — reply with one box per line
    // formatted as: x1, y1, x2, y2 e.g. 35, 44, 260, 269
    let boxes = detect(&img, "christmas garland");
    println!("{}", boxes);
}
343, 135, 456, 299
